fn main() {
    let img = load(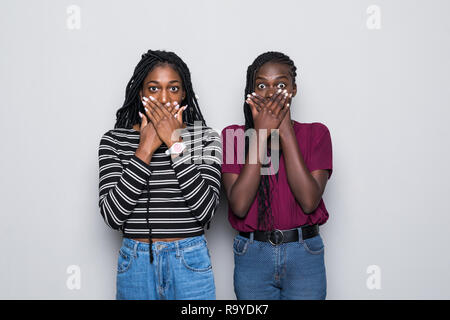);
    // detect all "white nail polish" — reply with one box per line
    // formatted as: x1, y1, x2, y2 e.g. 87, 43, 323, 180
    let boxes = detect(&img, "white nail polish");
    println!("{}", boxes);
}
174, 114, 178, 119
139, 112, 143, 118
175, 105, 180, 110
173, 101, 178, 105
287, 103, 290, 107
143, 96, 149, 101
166, 102, 171, 107
145, 107, 148, 112
142, 101, 146, 106
251, 92, 256, 96
149, 96, 155, 100
277, 89, 282, 93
